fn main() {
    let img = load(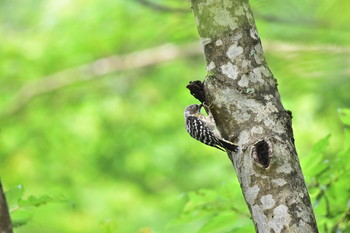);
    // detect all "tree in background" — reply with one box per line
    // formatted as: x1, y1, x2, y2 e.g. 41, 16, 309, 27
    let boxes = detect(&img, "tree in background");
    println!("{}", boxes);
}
0, 182, 13, 233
